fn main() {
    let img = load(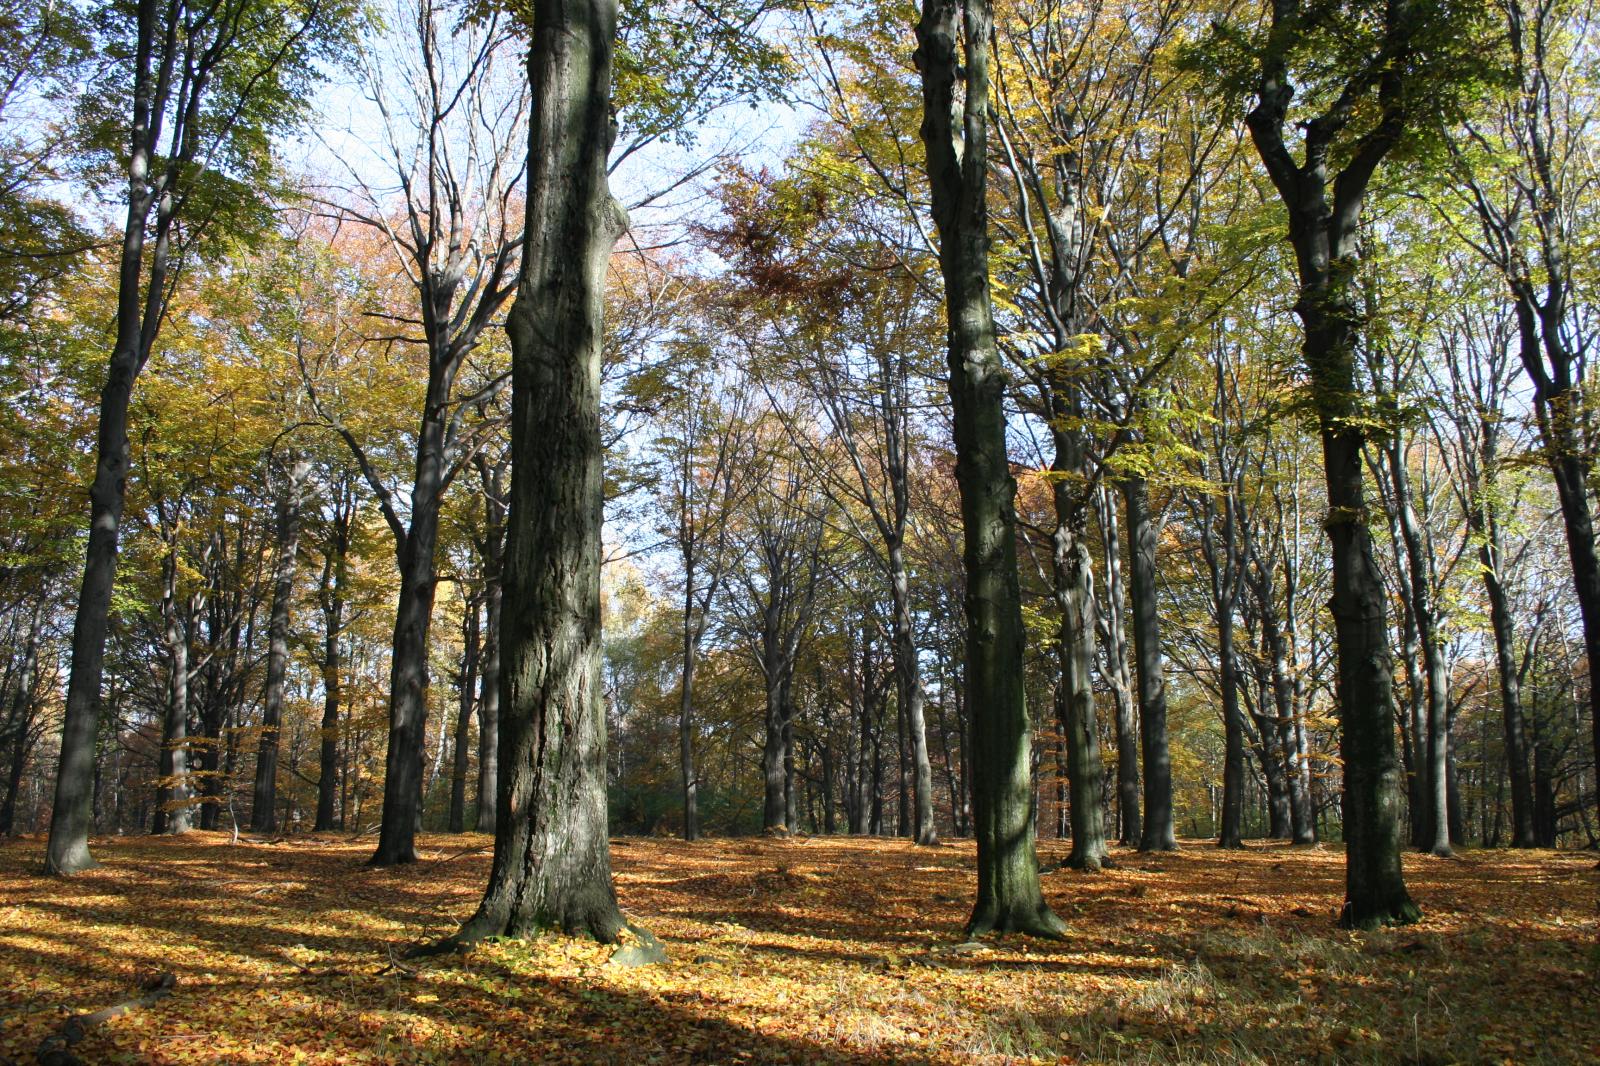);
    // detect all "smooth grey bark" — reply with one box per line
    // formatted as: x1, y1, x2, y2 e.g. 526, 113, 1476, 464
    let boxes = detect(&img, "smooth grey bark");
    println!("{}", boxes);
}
1056, 502, 1108, 871
1452, 0, 1600, 833
916, 0, 1063, 937
1124, 475, 1175, 851
252, 456, 309, 832
889, 543, 938, 844
443, 0, 631, 946
1093, 484, 1141, 844
47, 0, 169, 875
1387, 439, 1452, 856
1245, 0, 1421, 927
